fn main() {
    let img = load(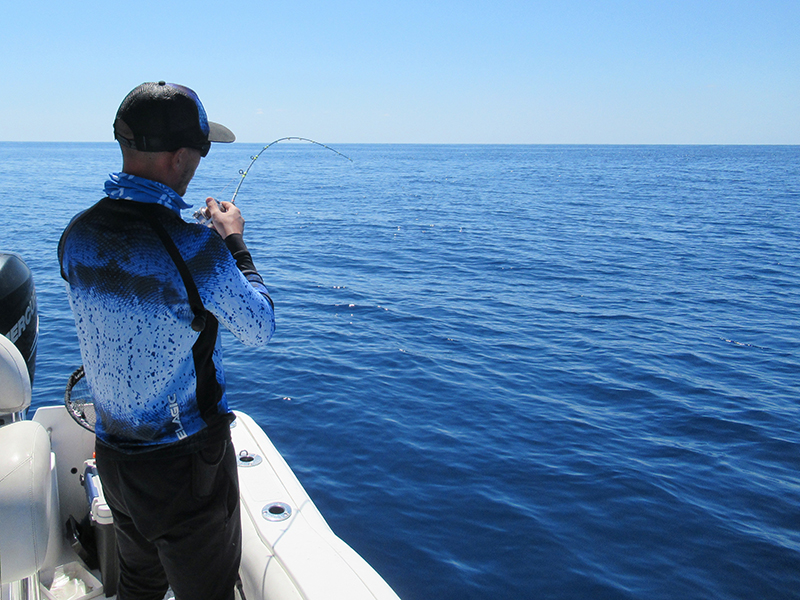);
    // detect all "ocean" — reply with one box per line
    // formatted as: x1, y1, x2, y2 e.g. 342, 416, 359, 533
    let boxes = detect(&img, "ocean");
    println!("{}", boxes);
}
2, 142, 798, 599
